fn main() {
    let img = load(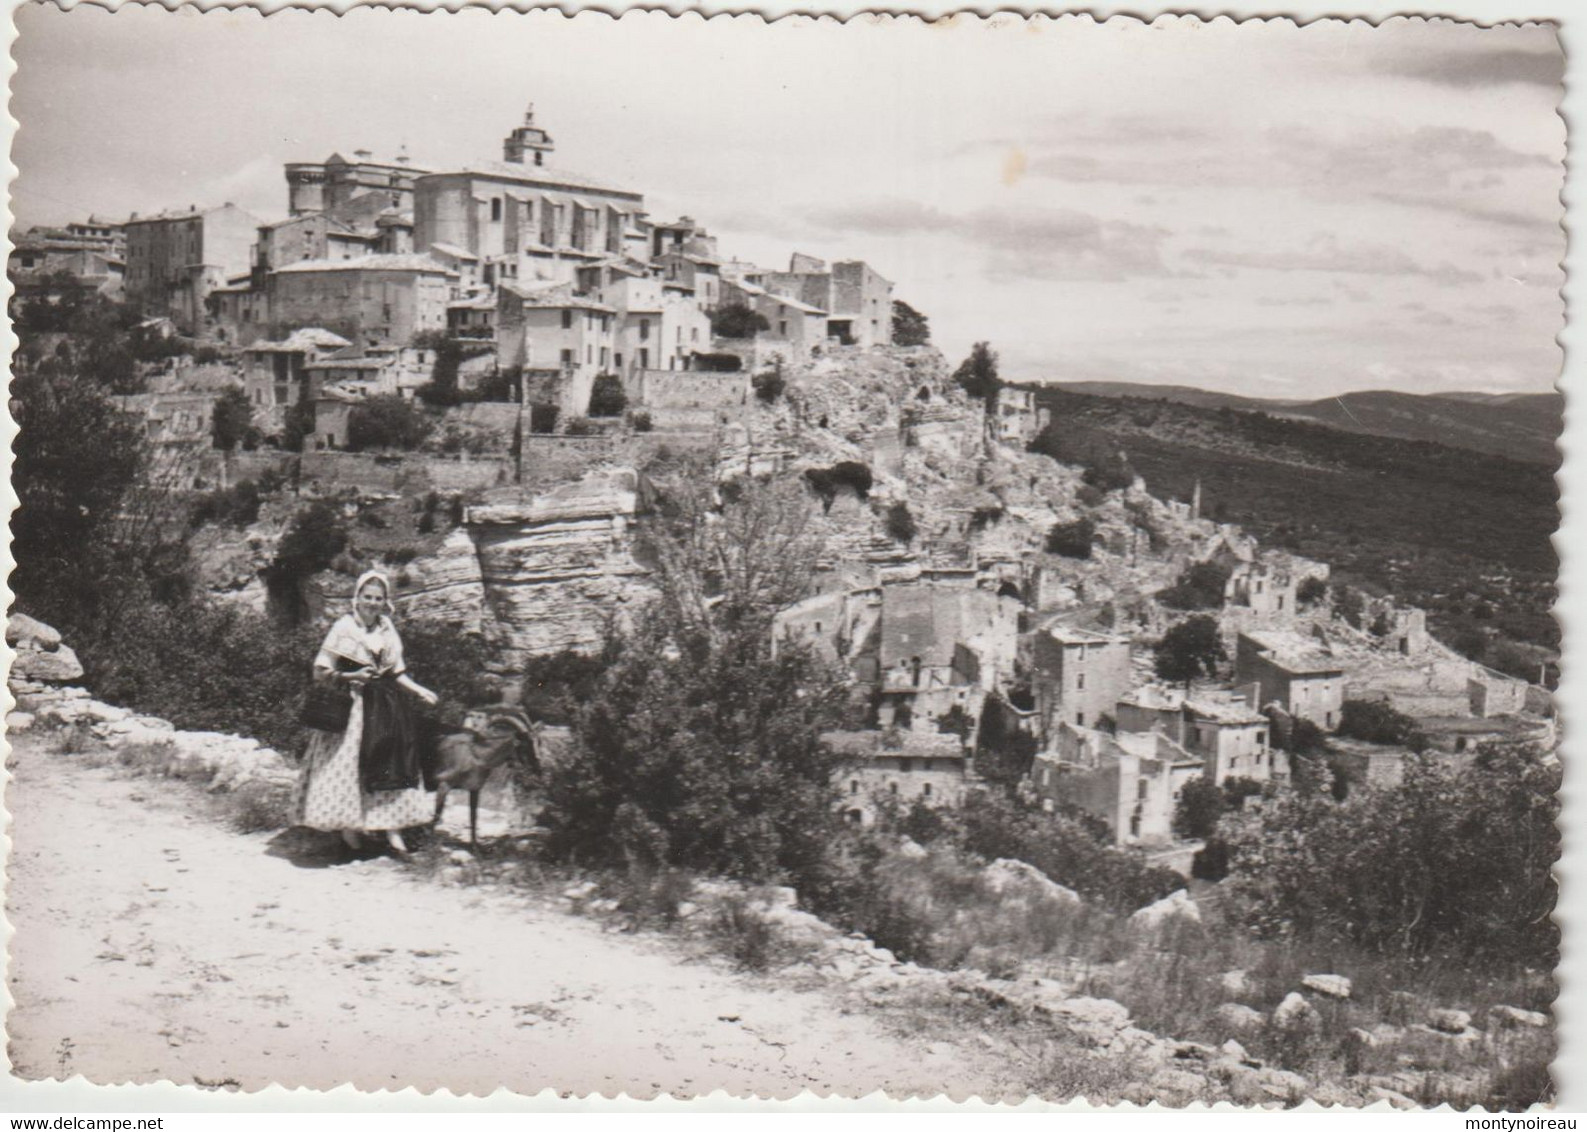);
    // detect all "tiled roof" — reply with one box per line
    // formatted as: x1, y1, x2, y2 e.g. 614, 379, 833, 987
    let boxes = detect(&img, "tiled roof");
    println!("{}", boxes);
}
1242, 630, 1343, 674
246, 327, 352, 352
440, 160, 644, 201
